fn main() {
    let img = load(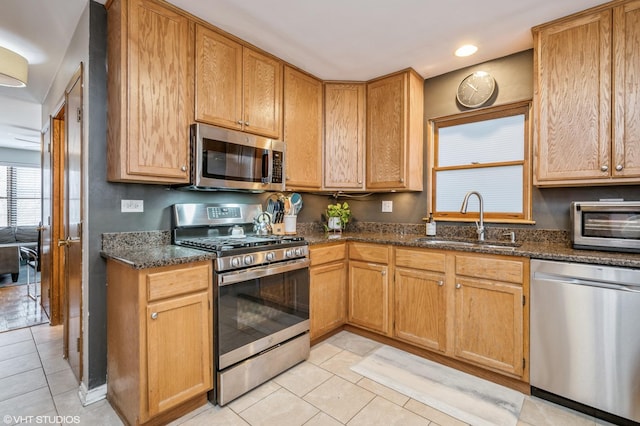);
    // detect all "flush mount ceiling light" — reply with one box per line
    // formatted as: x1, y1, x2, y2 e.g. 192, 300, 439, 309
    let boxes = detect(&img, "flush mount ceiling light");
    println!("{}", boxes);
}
0, 46, 28, 87
455, 44, 478, 57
